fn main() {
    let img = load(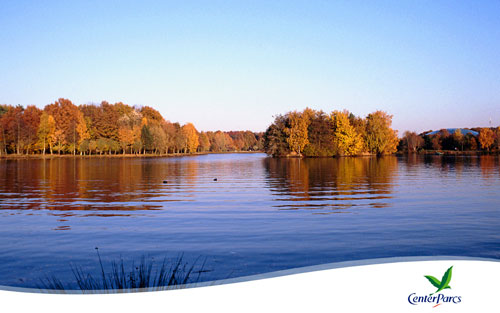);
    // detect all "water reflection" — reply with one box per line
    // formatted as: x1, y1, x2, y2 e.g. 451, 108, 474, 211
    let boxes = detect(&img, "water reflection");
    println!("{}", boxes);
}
0, 158, 205, 214
419, 155, 500, 181
1, 153, 500, 289
479, 155, 500, 180
264, 156, 398, 213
